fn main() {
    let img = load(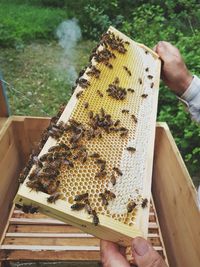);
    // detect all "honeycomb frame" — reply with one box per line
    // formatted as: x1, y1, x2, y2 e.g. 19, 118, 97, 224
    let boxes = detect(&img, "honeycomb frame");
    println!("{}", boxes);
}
15, 26, 161, 247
